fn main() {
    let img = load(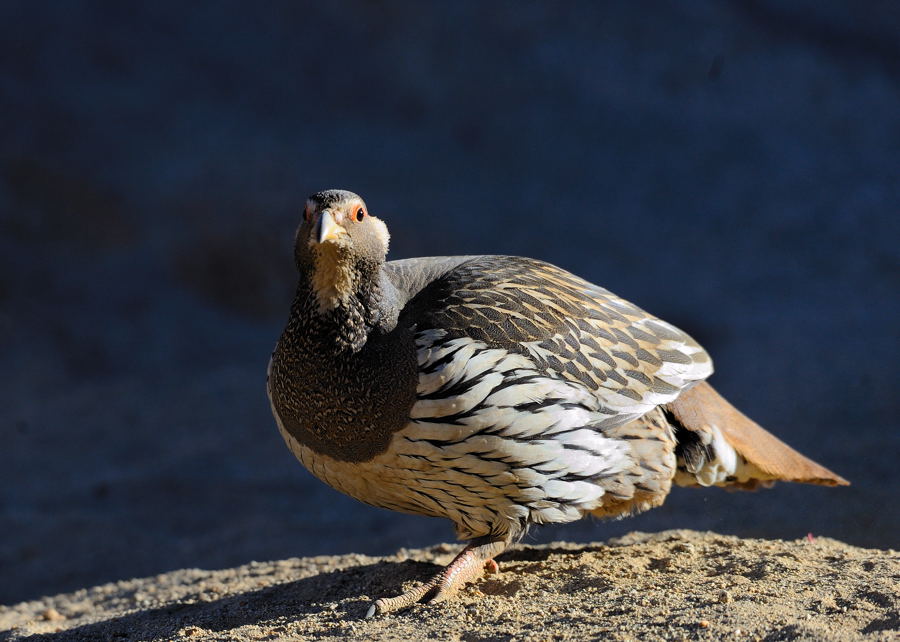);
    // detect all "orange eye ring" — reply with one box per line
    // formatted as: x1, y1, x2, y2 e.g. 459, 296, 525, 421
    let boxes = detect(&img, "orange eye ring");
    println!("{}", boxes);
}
355, 207, 366, 222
